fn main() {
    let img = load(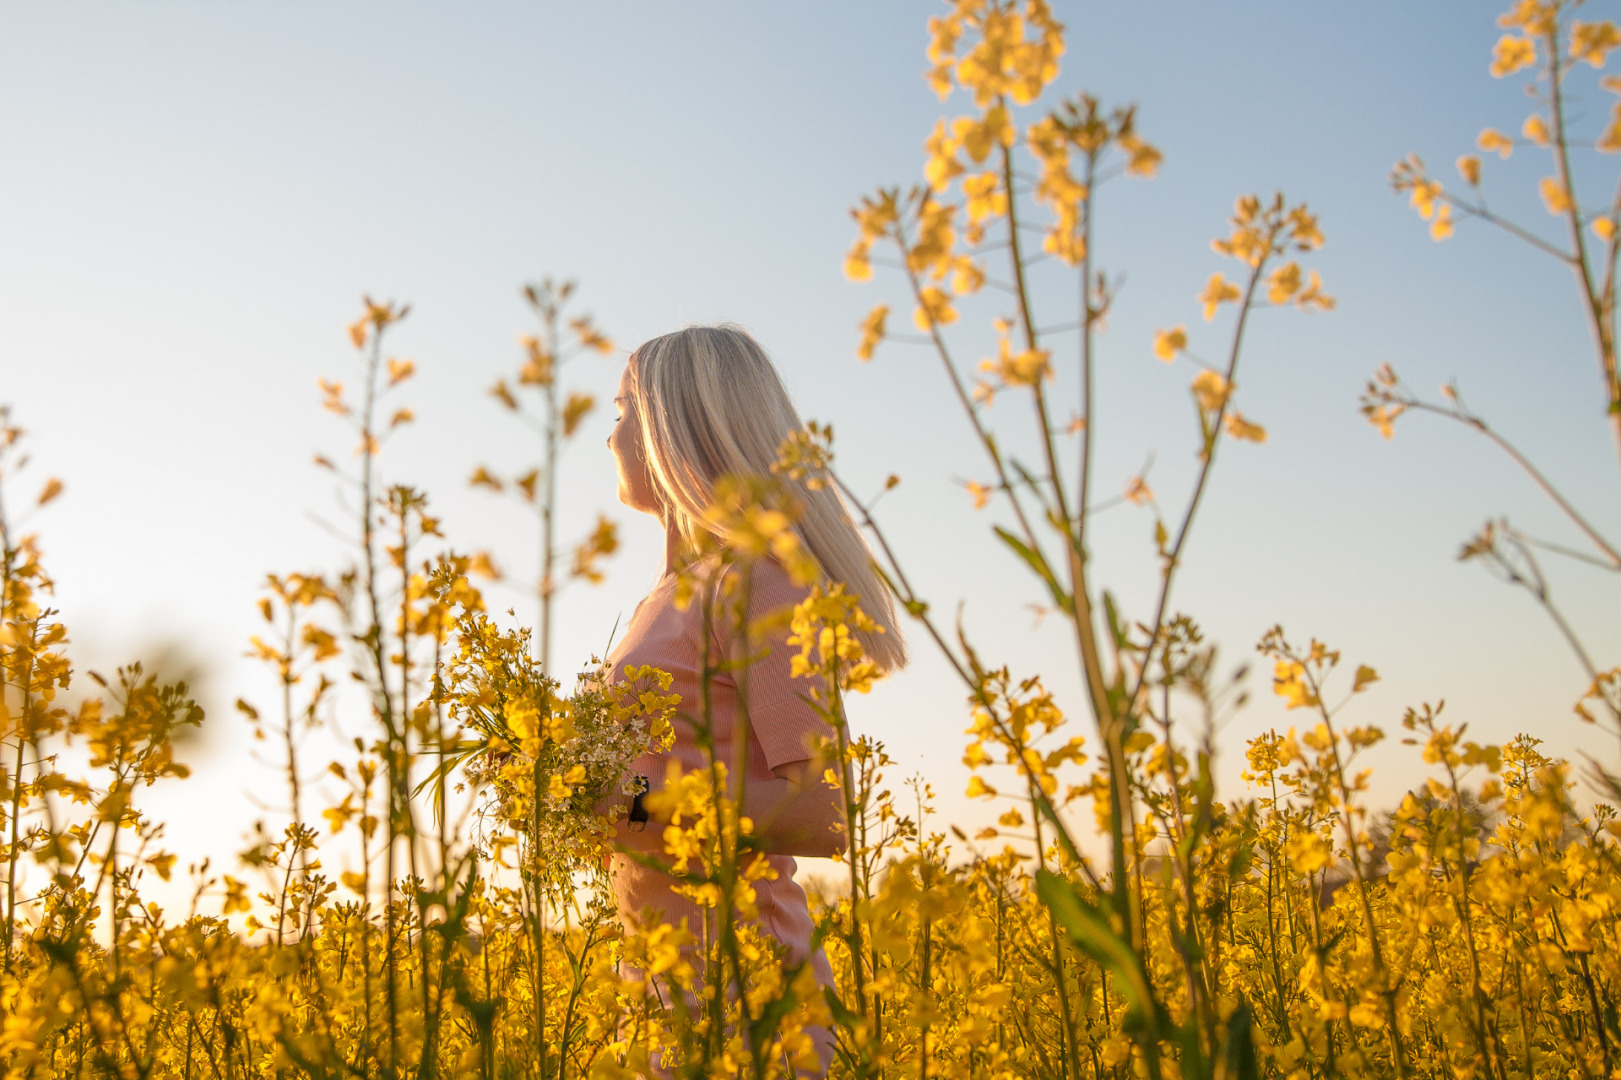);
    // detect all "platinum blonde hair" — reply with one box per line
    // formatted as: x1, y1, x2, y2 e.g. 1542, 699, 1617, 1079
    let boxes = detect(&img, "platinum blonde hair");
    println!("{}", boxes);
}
626, 324, 906, 673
